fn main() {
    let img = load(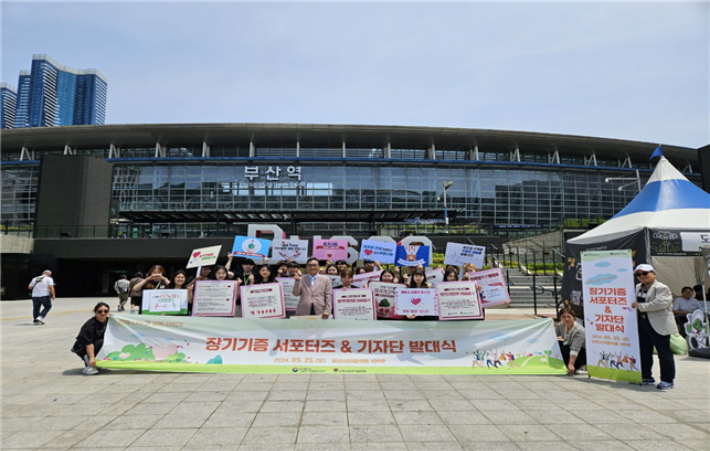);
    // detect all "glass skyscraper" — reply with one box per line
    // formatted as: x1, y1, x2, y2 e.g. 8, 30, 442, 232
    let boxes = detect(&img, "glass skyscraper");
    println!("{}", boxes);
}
10, 54, 107, 128
0, 83, 17, 129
